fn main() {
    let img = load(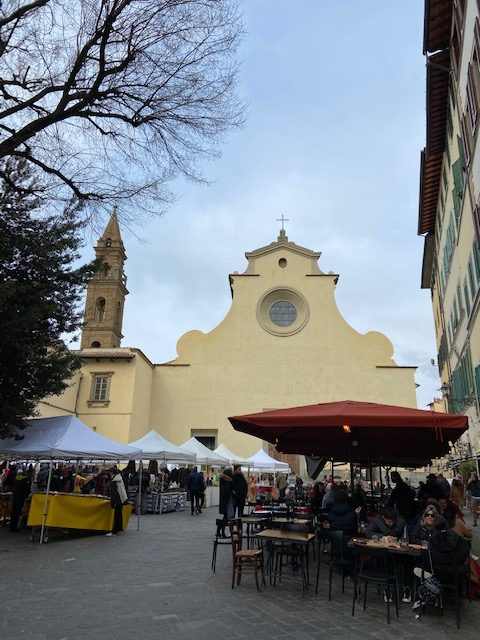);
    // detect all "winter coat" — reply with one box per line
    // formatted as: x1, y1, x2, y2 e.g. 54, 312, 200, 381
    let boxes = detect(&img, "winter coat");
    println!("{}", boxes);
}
110, 473, 127, 508
429, 529, 469, 576
366, 514, 405, 539
232, 473, 248, 505
219, 473, 233, 516
187, 470, 204, 492
411, 523, 434, 544
387, 481, 416, 519
328, 502, 358, 536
